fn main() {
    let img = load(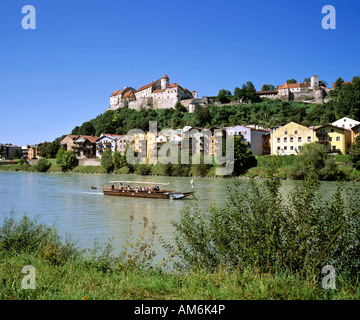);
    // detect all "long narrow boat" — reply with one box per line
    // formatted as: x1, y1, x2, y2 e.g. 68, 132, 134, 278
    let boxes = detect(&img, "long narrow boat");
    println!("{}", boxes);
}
91, 180, 194, 200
